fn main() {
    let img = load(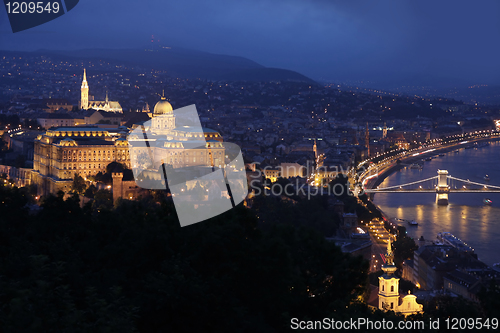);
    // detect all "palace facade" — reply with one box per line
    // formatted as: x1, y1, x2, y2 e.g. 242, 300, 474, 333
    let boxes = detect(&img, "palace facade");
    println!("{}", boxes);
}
33, 94, 225, 196
32, 127, 130, 195
128, 95, 225, 174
